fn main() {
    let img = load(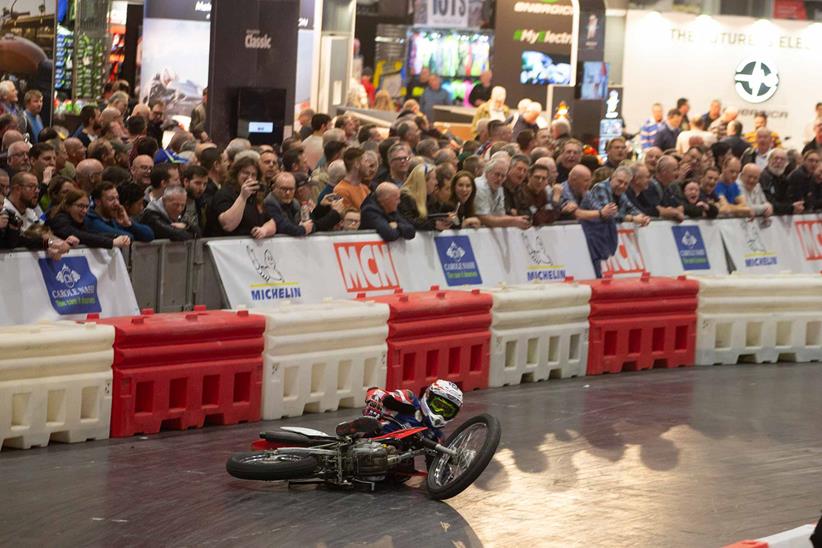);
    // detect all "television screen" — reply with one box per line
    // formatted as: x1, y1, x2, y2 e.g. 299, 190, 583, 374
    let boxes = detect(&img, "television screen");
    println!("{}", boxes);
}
520, 51, 572, 86
581, 62, 609, 100
407, 30, 492, 78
